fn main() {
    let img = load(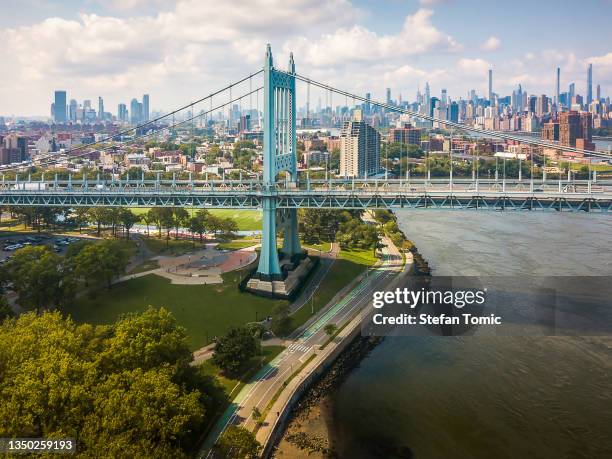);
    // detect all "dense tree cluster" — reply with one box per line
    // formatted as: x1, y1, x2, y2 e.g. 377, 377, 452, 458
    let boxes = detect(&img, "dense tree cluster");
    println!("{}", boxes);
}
4, 240, 131, 311
212, 326, 260, 375
0, 308, 208, 457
